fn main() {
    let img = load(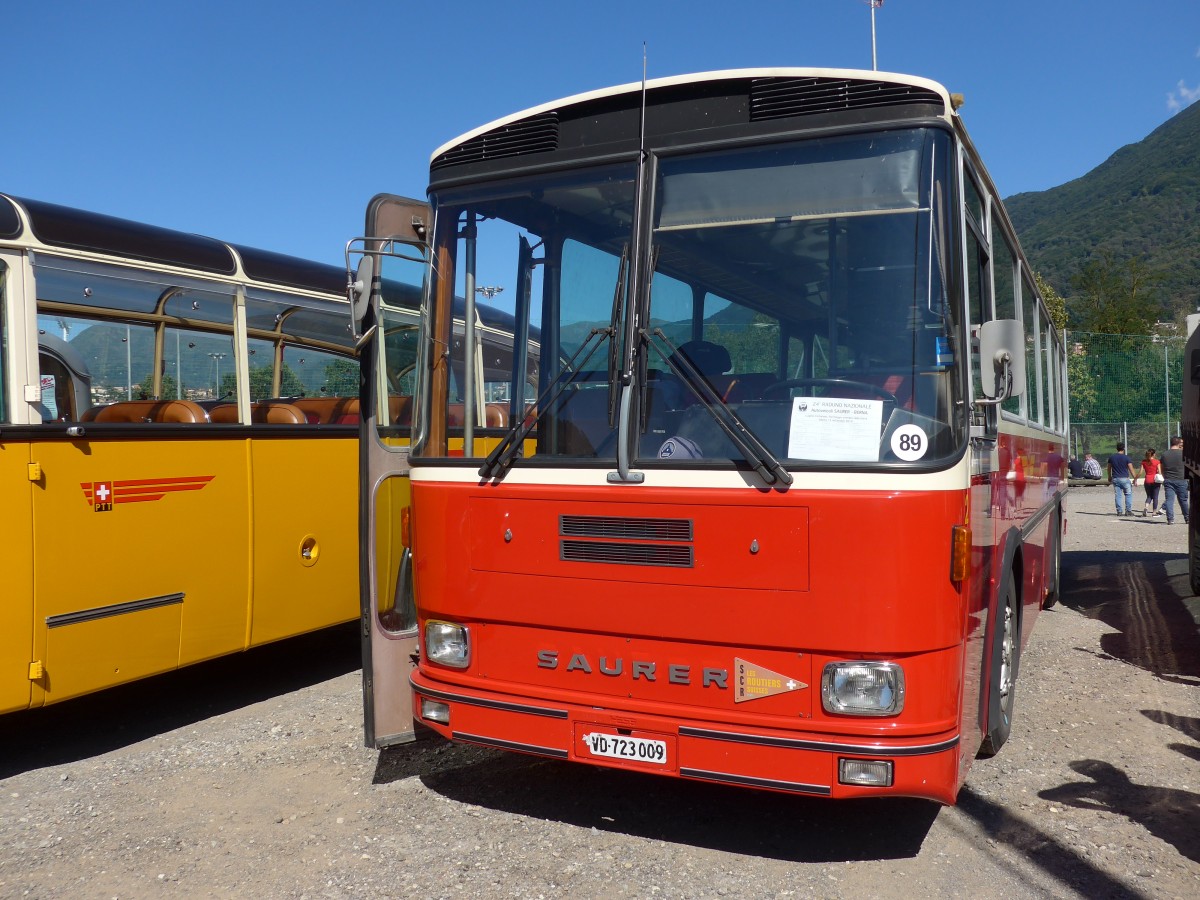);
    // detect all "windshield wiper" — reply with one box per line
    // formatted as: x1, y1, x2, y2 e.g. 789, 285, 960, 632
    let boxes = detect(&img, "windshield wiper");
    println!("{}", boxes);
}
648, 329, 792, 487
478, 327, 613, 480
607, 243, 630, 428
